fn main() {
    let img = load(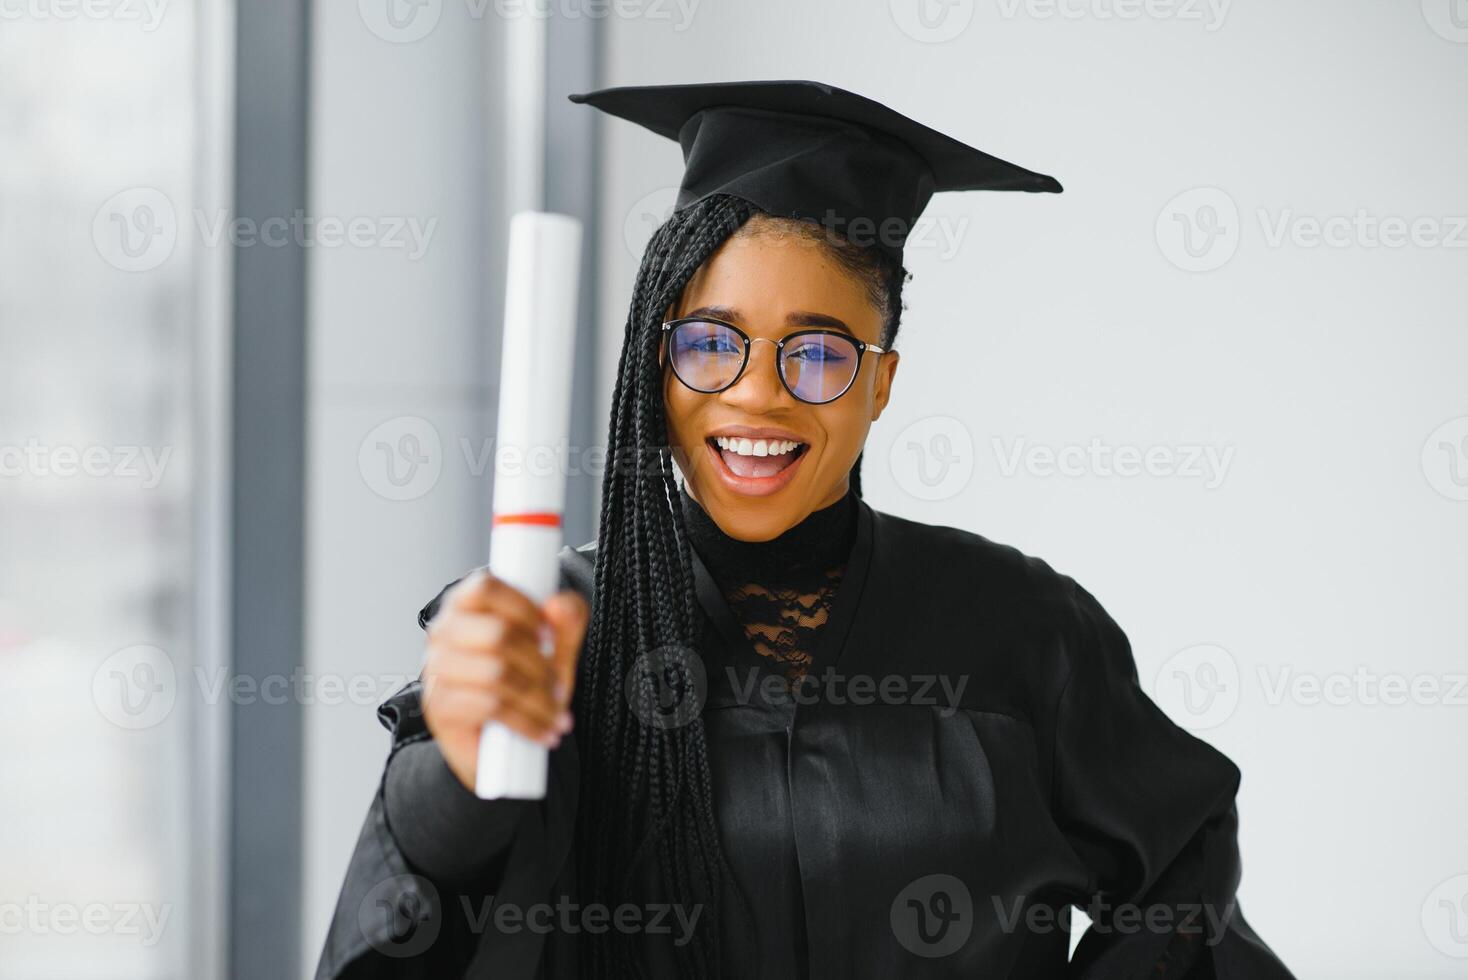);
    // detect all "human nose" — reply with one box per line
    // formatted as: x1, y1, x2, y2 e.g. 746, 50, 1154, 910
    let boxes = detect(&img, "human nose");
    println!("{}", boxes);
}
721, 337, 788, 406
